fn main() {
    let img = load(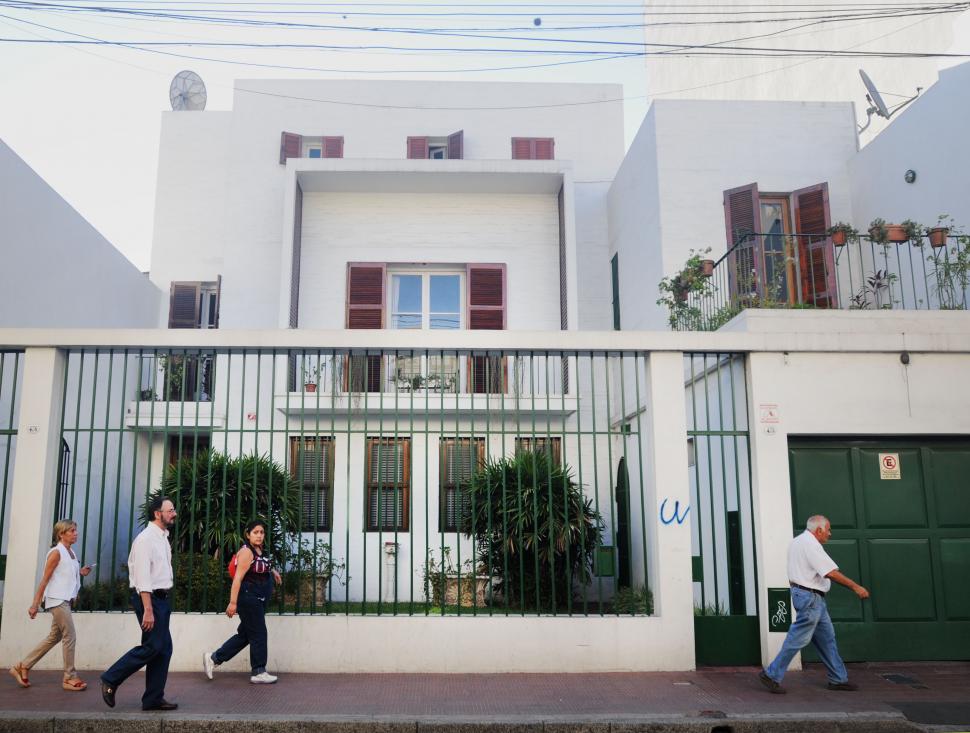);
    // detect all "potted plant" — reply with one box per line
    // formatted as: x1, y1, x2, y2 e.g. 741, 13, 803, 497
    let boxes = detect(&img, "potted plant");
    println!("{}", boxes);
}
827, 222, 858, 247
301, 361, 323, 392
700, 258, 715, 277
423, 547, 488, 608
868, 218, 907, 244
928, 217, 951, 248
282, 538, 346, 606
902, 219, 923, 246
